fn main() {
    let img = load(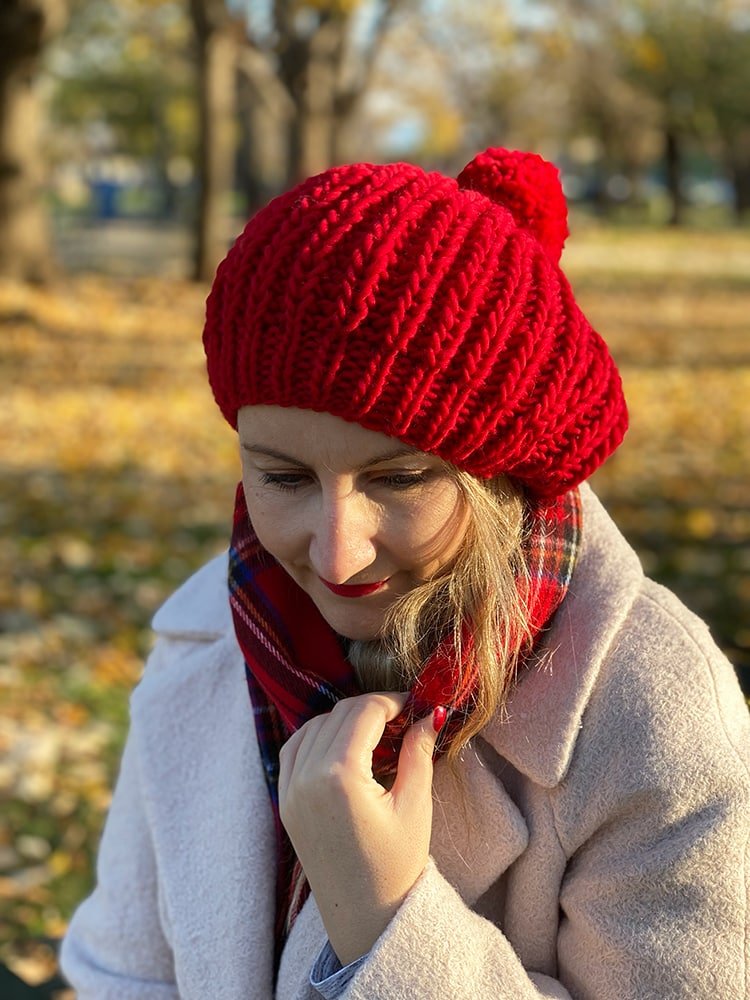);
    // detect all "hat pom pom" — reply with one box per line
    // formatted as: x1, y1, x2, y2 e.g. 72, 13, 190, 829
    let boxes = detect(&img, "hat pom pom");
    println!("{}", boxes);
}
457, 148, 569, 263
